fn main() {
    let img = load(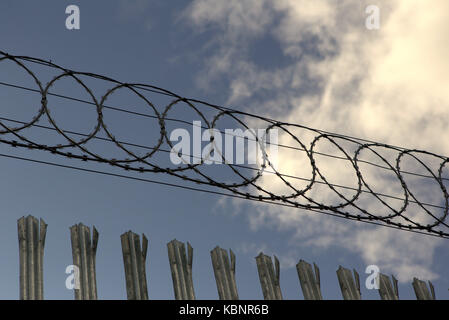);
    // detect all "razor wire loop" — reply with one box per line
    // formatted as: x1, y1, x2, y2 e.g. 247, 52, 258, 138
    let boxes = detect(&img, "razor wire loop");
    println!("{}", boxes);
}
353, 143, 409, 221
209, 109, 268, 188
1, 50, 449, 238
